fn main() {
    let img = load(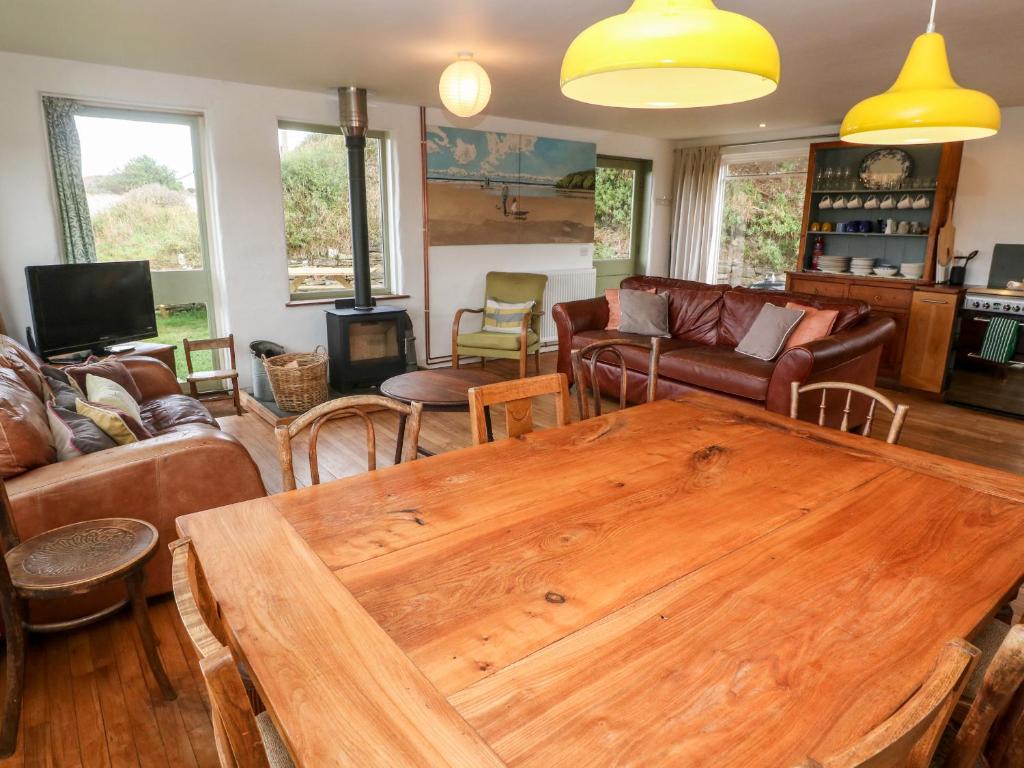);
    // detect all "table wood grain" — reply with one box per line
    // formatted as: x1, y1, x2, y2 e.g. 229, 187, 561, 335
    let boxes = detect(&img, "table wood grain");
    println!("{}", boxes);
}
178, 391, 1024, 767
